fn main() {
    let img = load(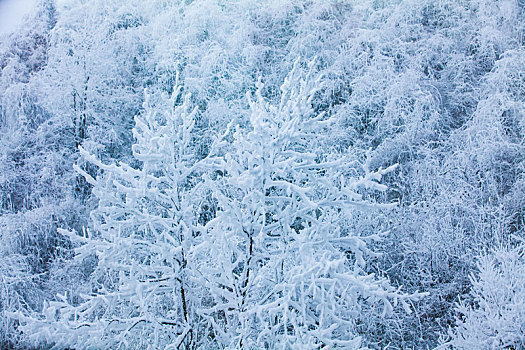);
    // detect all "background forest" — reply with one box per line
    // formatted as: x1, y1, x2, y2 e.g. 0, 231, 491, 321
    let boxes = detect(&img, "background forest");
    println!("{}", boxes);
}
0, 0, 524, 349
